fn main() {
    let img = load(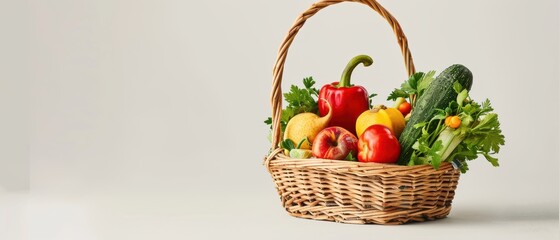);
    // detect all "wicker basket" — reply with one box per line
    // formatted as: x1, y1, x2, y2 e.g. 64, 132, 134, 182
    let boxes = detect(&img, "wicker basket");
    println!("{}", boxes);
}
264, 0, 461, 225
